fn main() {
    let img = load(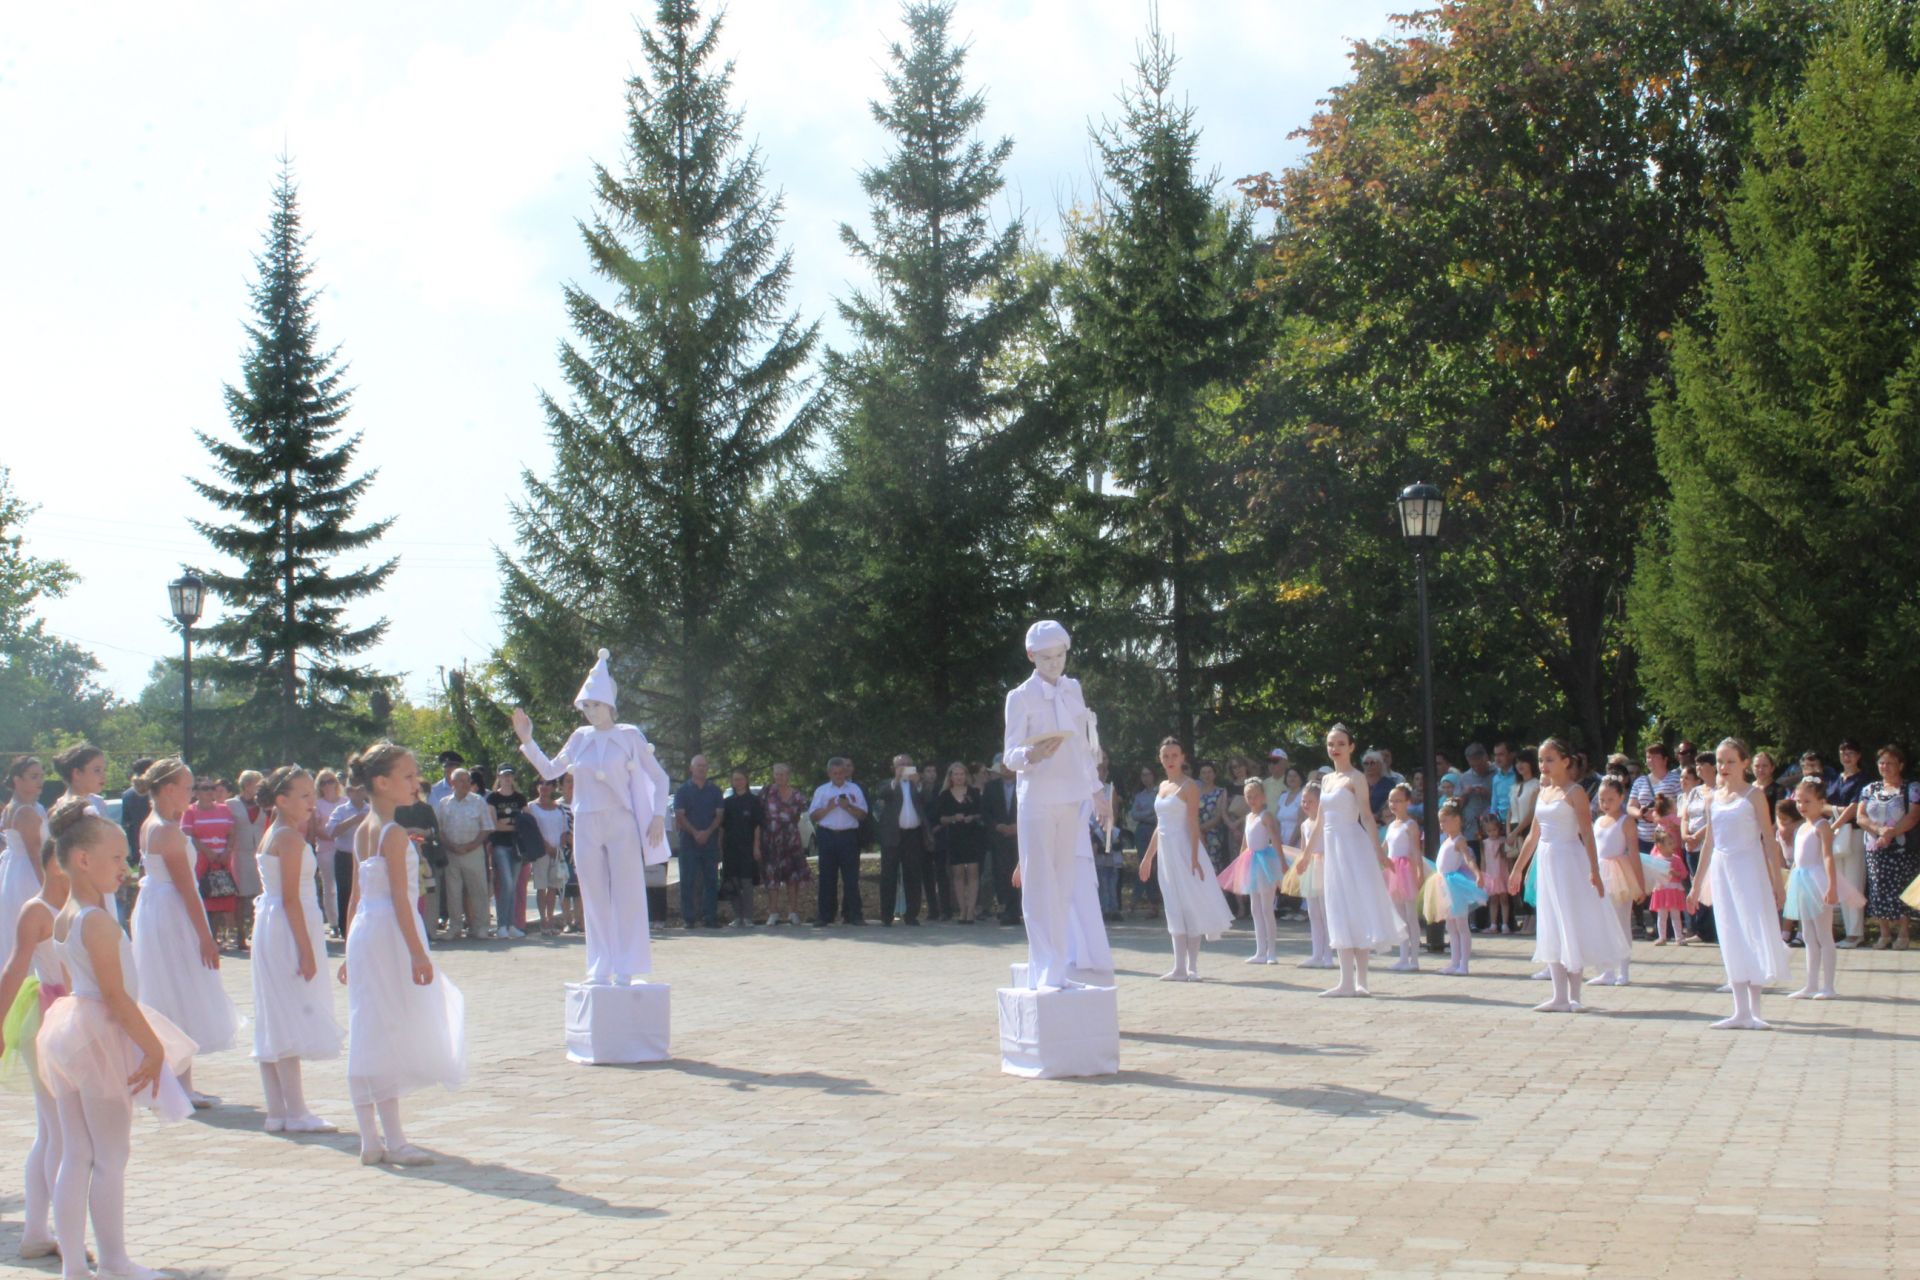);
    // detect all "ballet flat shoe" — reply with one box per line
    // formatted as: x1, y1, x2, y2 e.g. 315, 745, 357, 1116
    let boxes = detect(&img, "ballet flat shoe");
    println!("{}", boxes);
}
17, 1237, 56, 1259
360, 1147, 387, 1166
264, 1116, 286, 1133
386, 1144, 436, 1167
286, 1114, 338, 1134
